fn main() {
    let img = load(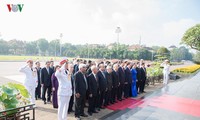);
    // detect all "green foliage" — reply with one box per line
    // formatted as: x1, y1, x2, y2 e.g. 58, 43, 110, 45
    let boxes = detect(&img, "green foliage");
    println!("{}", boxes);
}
193, 52, 200, 64
146, 66, 163, 77
0, 83, 30, 116
170, 46, 192, 62
156, 47, 170, 61
181, 24, 200, 51
37, 38, 49, 55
